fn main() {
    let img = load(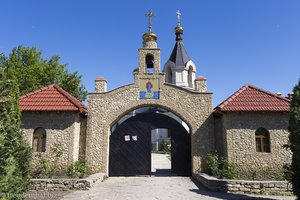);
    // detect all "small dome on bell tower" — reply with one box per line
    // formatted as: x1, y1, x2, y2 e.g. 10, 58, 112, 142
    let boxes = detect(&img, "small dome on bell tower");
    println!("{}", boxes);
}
137, 10, 161, 74
163, 10, 197, 89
